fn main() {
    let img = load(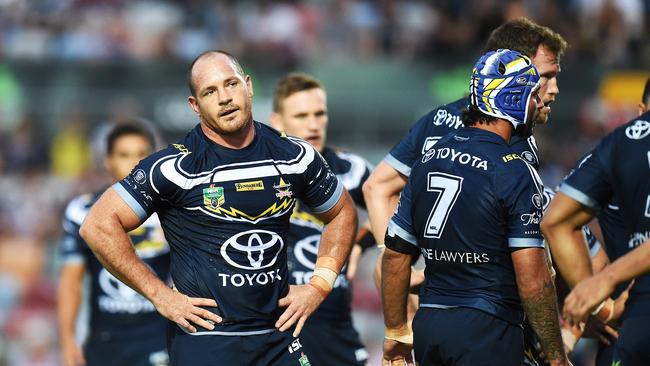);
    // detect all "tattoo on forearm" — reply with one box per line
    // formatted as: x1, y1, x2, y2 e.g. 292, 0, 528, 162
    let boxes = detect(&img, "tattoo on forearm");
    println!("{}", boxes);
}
521, 278, 565, 361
